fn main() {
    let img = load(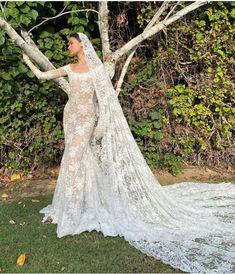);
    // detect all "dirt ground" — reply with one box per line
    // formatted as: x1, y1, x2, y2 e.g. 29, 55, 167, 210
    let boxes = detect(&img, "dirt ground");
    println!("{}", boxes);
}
0, 164, 235, 204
